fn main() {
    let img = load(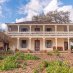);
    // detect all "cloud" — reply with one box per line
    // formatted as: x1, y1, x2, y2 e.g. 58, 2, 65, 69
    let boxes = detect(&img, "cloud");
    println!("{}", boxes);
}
16, 0, 73, 23
0, 0, 8, 17
0, 0, 7, 4
16, 0, 50, 22
44, 0, 59, 14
